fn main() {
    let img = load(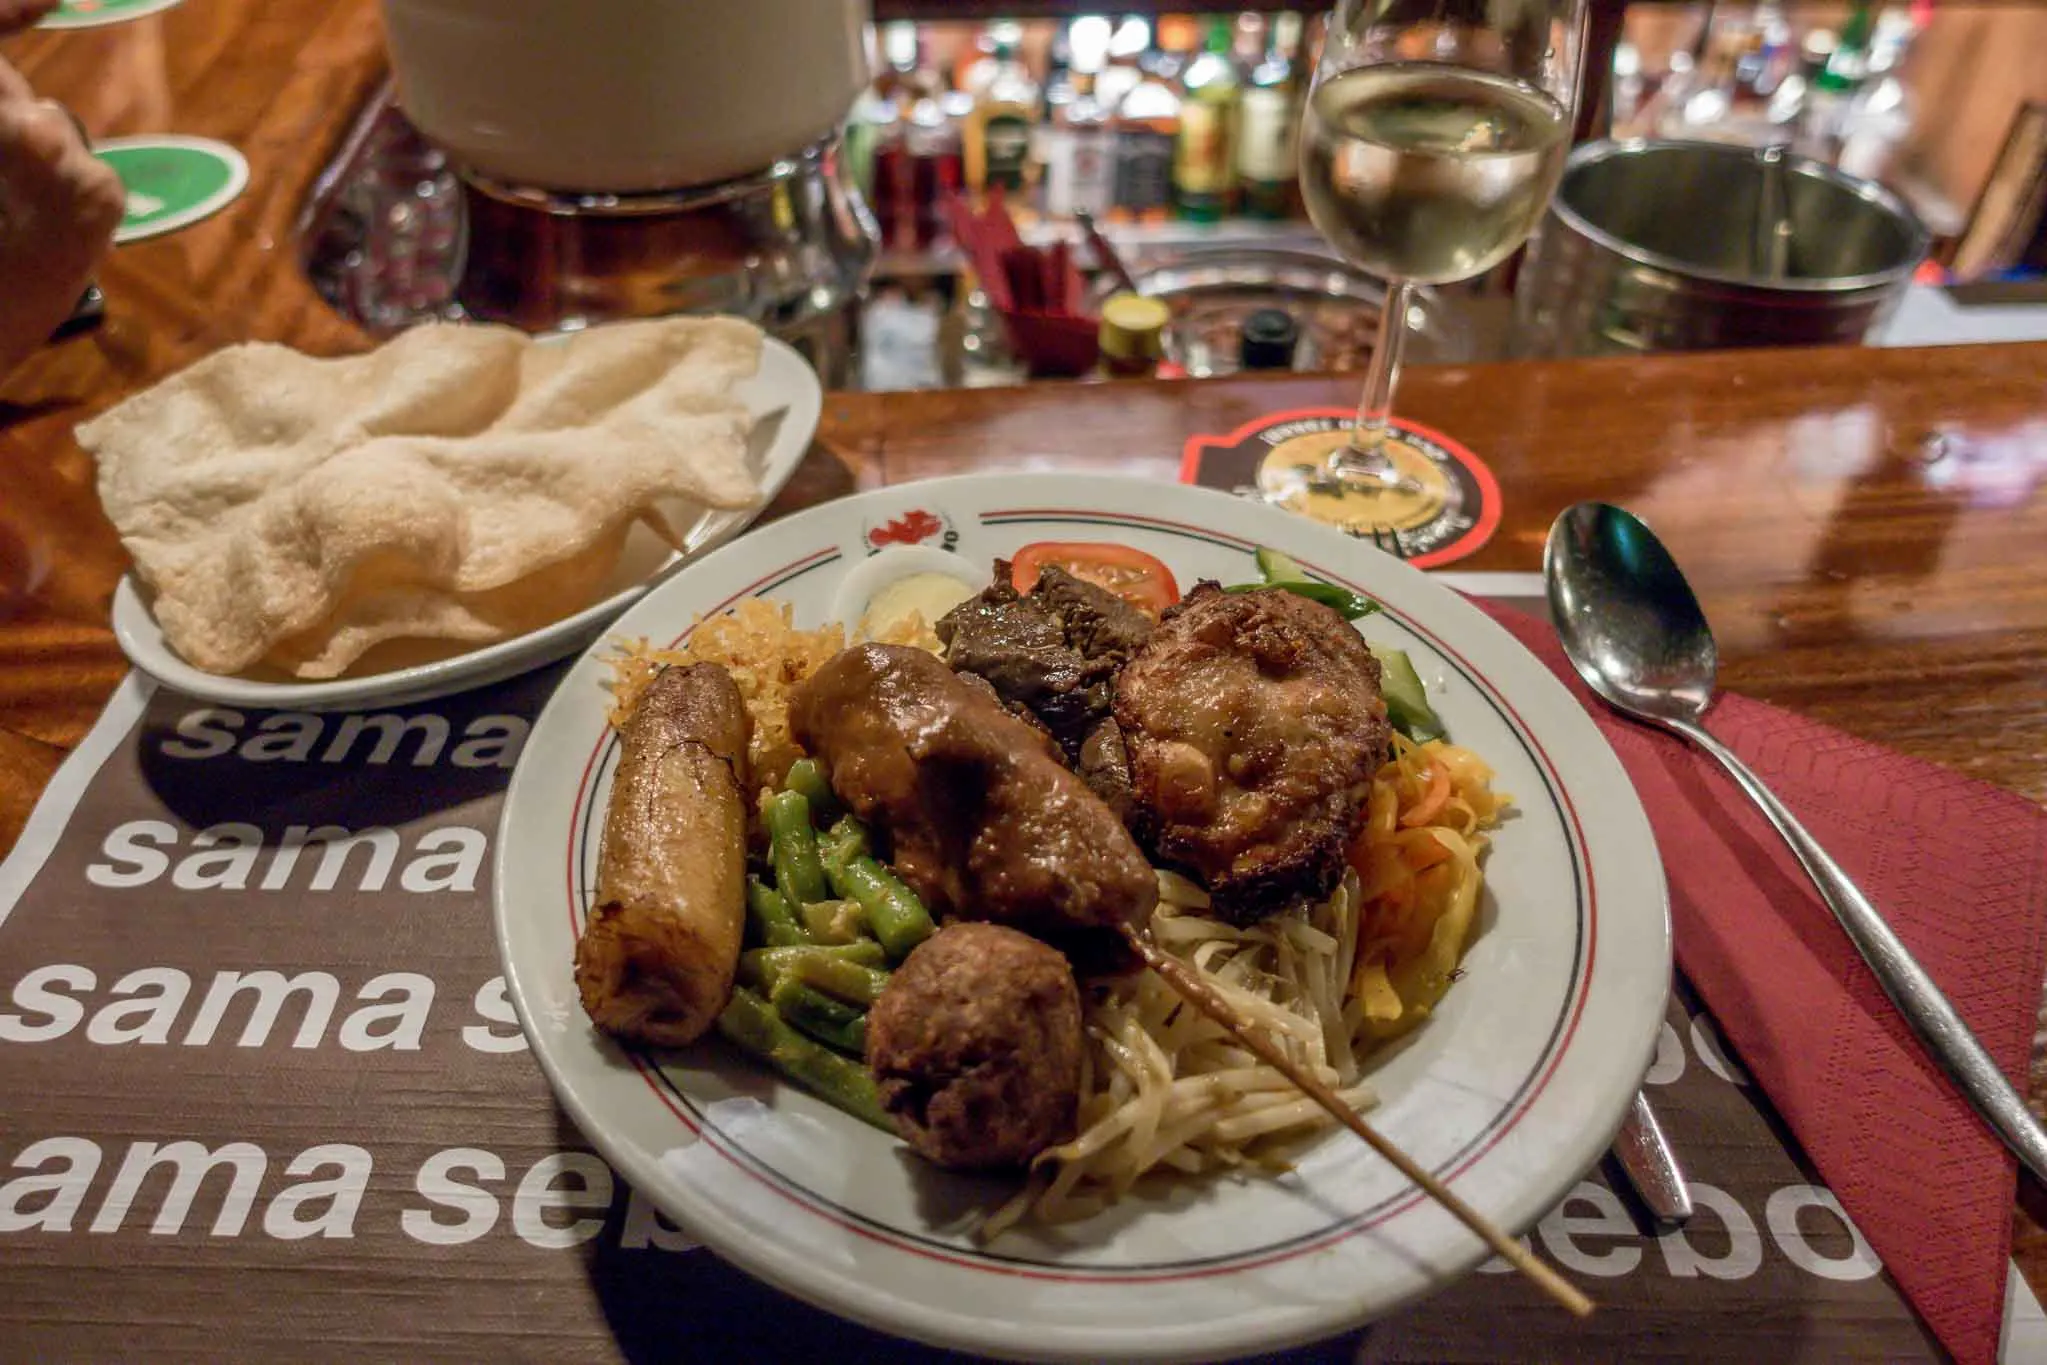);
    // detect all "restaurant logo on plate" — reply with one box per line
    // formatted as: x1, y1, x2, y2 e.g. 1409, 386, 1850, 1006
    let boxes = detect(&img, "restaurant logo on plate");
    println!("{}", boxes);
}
1180, 408, 1502, 569
863, 508, 957, 554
